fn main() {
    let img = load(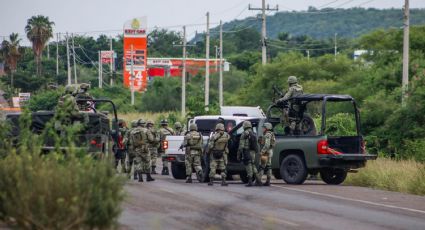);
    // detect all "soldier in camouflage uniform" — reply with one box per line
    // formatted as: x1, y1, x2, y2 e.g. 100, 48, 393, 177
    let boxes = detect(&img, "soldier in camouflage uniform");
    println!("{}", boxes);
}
55, 85, 82, 131
278, 76, 304, 135
147, 120, 160, 175
181, 123, 203, 183
207, 123, 230, 186
130, 119, 155, 182
124, 120, 138, 180
158, 119, 174, 175
238, 121, 262, 187
258, 122, 276, 186
174, 122, 185, 136
75, 83, 94, 111
115, 119, 129, 173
